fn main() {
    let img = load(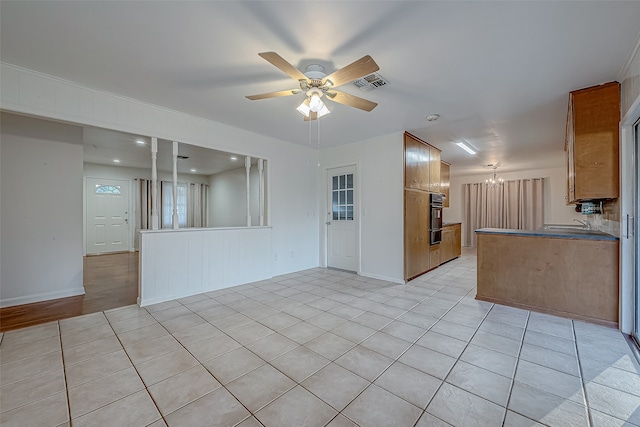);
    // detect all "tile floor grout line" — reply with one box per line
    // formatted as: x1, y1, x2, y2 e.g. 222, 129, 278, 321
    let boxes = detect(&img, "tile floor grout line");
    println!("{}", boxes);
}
500, 309, 531, 427
58, 321, 73, 427
573, 319, 594, 427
